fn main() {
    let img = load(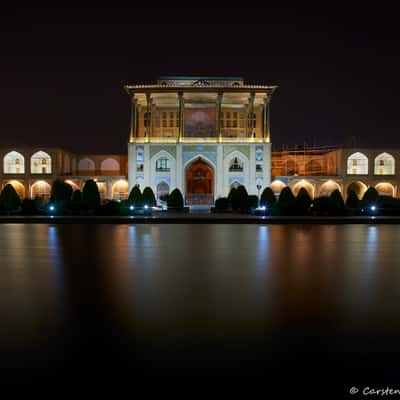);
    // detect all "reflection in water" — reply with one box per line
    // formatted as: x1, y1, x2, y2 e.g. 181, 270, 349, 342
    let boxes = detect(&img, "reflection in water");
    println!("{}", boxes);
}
0, 223, 400, 386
